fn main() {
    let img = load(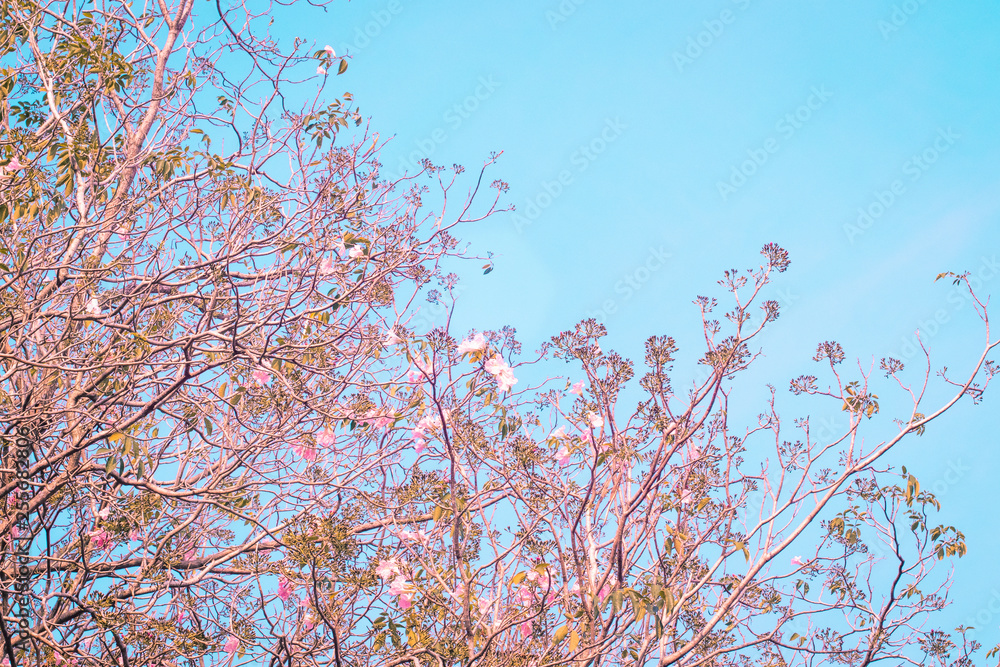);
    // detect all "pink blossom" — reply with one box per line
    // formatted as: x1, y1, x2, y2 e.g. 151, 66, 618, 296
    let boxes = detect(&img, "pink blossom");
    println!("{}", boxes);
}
399, 528, 430, 546
457, 333, 487, 355
278, 578, 292, 601
556, 445, 571, 466
376, 559, 401, 580
519, 621, 532, 639
580, 430, 591, 444
527, 569, 550, 588
129, 527, 141, 541
680, 489, 692, 505
223, 636, 239, 654
291, 443, 317, 461
88, 528, 109, 549
570, 380, 585, 396
316, 429, 336, 447
252, 369, 271, 385
324, 45, 336, 57
588, 412, 604, 429
97, 507, 110, 520
316, 65, 326, 75
85, 298, 102, 317
384, 329, 403, 345
319, 256, 335, 275
348, 244, 364, 258
388, 576, 415, 606
550, 426, 567, 440
5, 157, 24, 170
413, 439, 427, 455
517, 586, 534, 604
406, 357, 433, 383
484, 355, 509, 375
791, 556, 804, 566
484, 355, 518, 392
450, 582, 467, 601
477, 597, 492, 615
